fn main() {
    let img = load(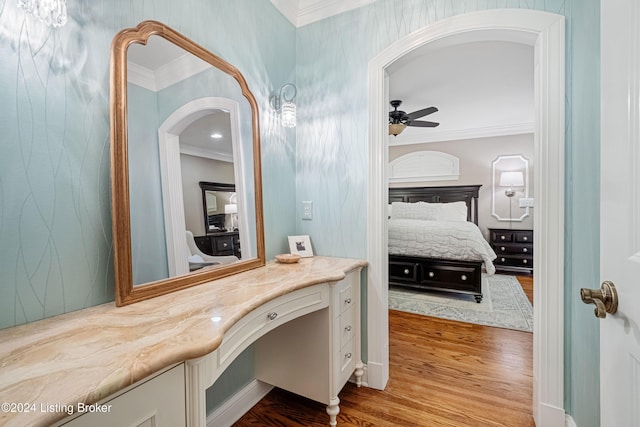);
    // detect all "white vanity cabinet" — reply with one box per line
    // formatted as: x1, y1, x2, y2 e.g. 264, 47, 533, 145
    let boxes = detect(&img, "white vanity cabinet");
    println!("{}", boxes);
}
186, 268, 363, 427
58, 364, 186, 427
254, 270, 363, 426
